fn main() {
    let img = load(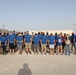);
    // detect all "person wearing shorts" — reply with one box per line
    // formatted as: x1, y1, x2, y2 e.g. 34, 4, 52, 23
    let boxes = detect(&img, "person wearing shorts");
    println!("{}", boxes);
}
54, 33, 58, 52
65, 36, 71, 56
41, 33, 47, 54
74, 34, 76, 54
49, 33, 55, 55
33, 33, 39, 54
57, 34, 63, 55
24, 31, 32, 54
62, 34, 67, 51
1, 33, 7, 55
8, 32, 15, 54
0, 32, 2, 54
46, 32, 50, 53
70, 33, 75, 52
16, 33, 23, 54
